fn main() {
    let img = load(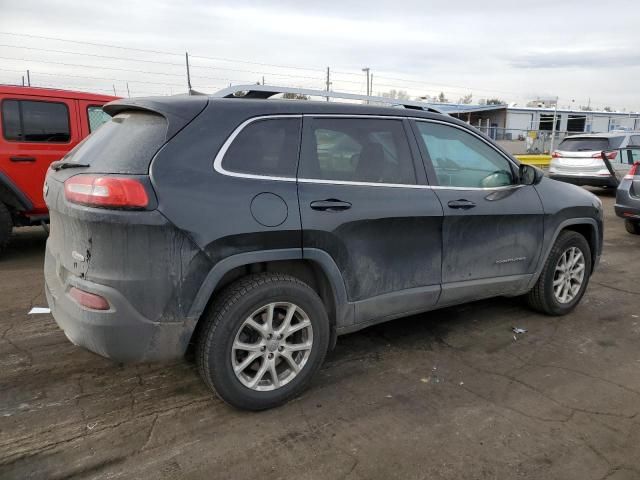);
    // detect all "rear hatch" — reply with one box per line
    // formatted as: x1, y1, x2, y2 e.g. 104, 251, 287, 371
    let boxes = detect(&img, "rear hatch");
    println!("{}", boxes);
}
552, 136, 625, 175
44, 95, 210, 322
